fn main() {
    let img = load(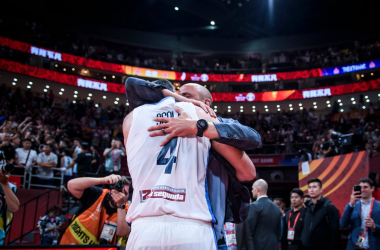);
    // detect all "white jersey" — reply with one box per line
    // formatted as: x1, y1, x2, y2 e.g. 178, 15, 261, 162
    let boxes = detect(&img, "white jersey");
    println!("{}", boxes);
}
126, 97, 215, 224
